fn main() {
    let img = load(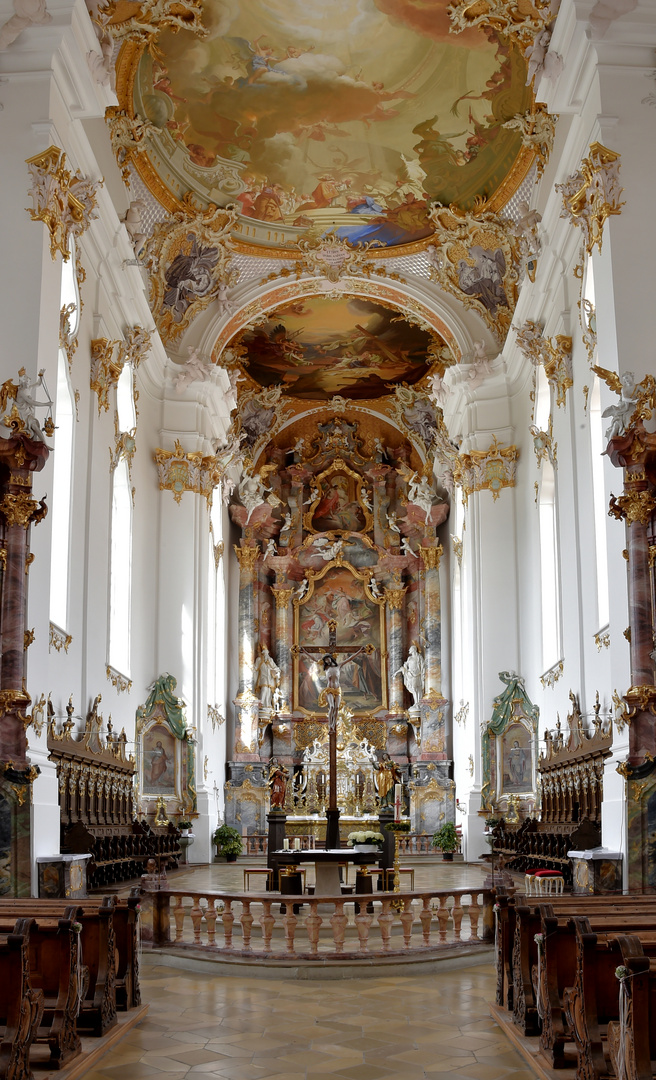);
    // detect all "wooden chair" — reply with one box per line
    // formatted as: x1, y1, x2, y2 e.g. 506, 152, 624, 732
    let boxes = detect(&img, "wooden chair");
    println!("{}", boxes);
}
385, 867, 415, 891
